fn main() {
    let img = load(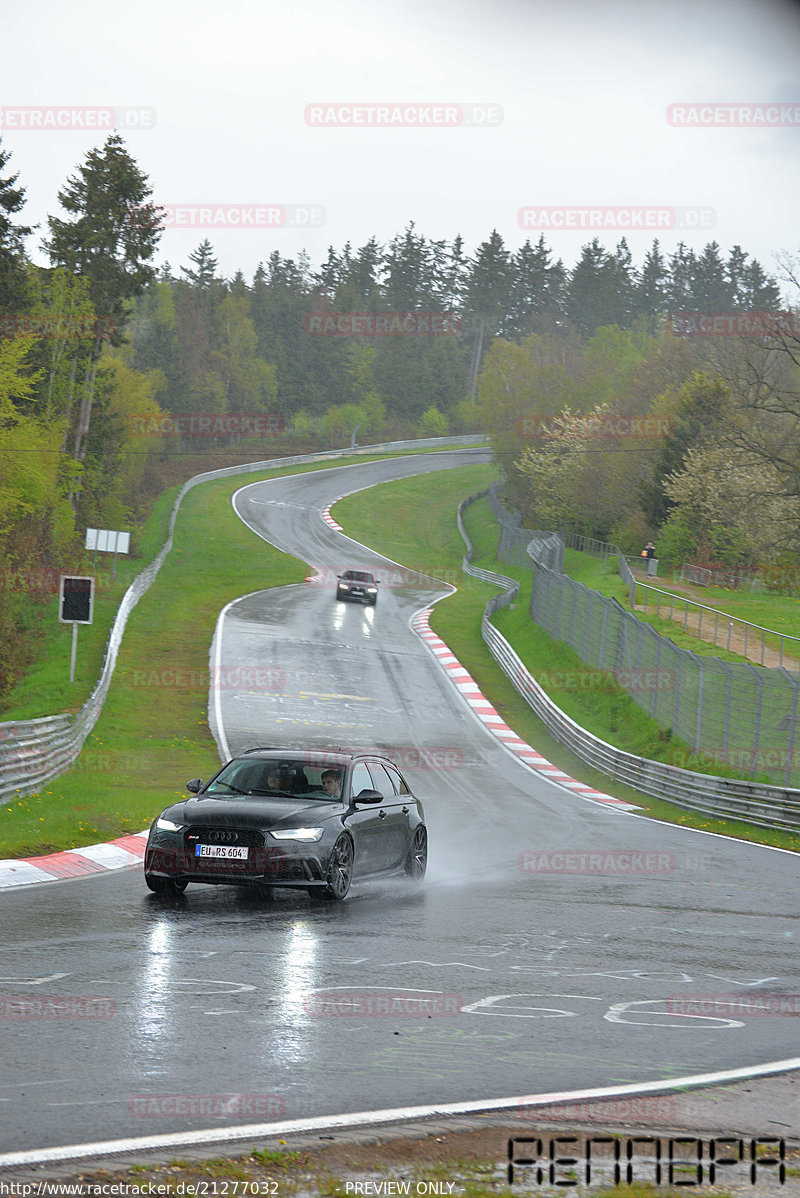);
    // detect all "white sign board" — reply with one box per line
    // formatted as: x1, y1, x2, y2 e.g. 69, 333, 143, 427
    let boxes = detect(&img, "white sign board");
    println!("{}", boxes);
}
85, 528, 130, 554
